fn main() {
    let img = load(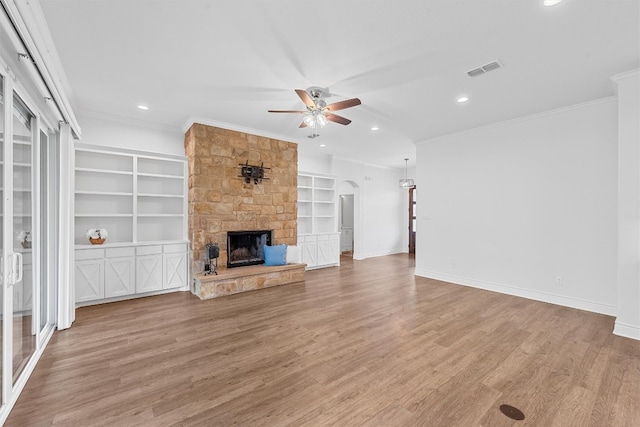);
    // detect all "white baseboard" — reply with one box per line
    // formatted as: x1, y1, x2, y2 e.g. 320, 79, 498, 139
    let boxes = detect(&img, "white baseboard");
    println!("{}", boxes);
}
613, 321, 640, 340
415, 268, 617, 316
356, 248, 405, 260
